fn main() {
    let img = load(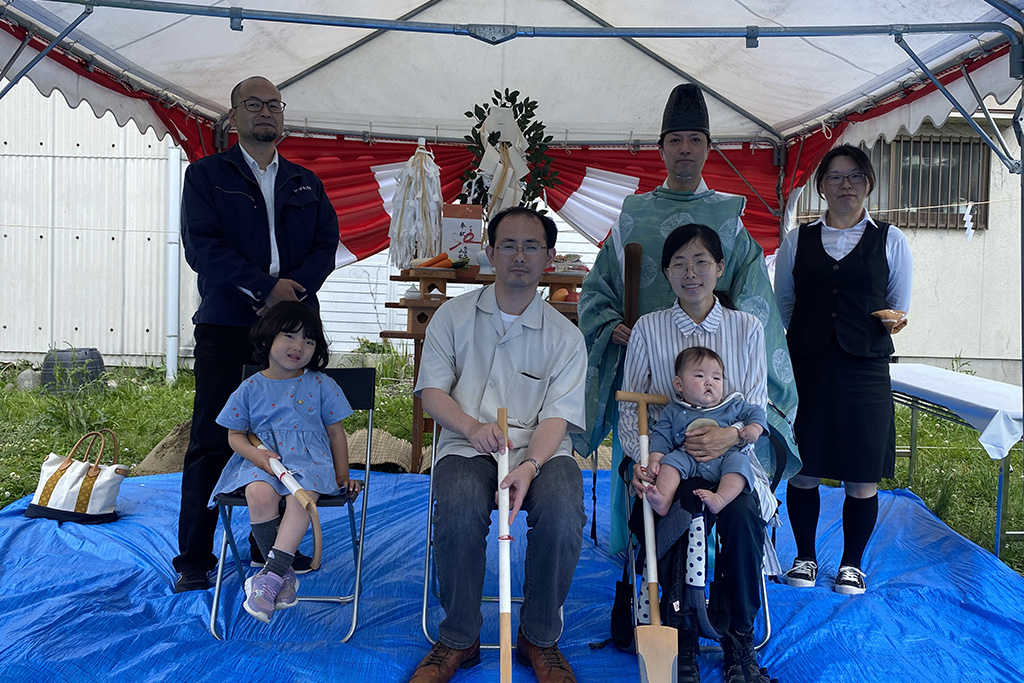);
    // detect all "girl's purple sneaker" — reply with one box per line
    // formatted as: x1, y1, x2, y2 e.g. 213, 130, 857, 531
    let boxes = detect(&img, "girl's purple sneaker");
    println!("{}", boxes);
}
243, 570, 283, 623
